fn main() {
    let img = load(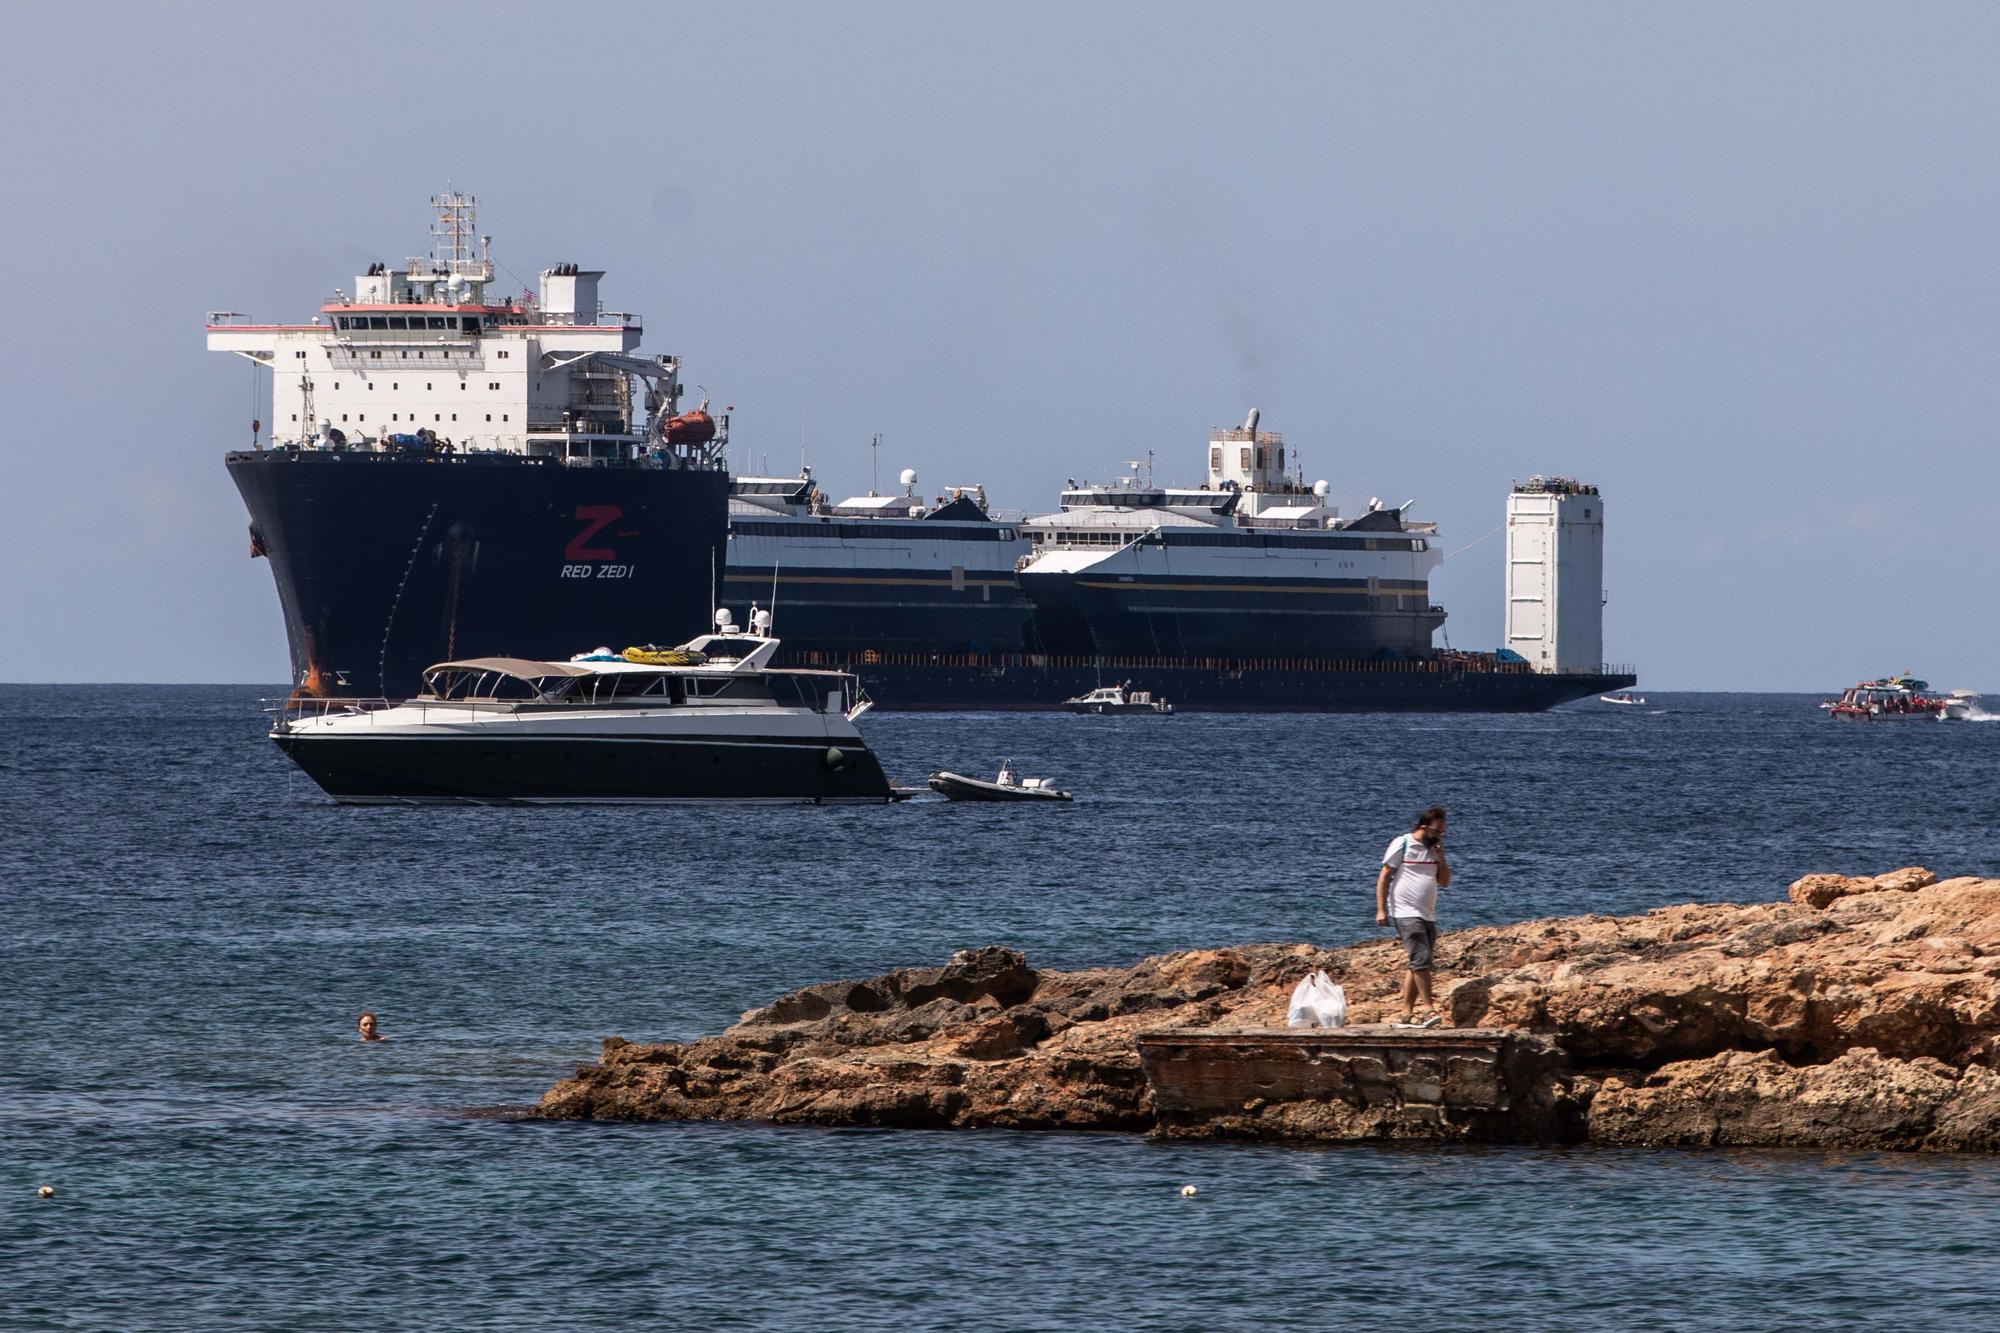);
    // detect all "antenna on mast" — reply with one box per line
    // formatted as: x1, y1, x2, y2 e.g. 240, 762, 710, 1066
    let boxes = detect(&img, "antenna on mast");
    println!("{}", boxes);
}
870, 432, 881, 496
